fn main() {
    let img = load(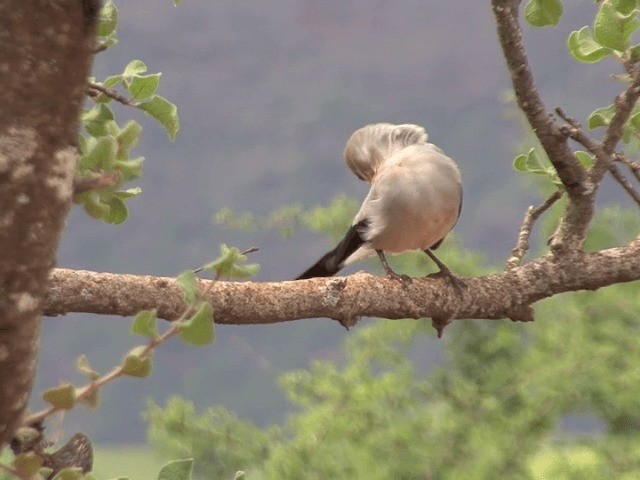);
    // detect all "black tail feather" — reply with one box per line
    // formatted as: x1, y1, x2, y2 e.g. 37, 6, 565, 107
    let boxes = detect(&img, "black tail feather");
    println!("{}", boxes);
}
296, 220, 368, 279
